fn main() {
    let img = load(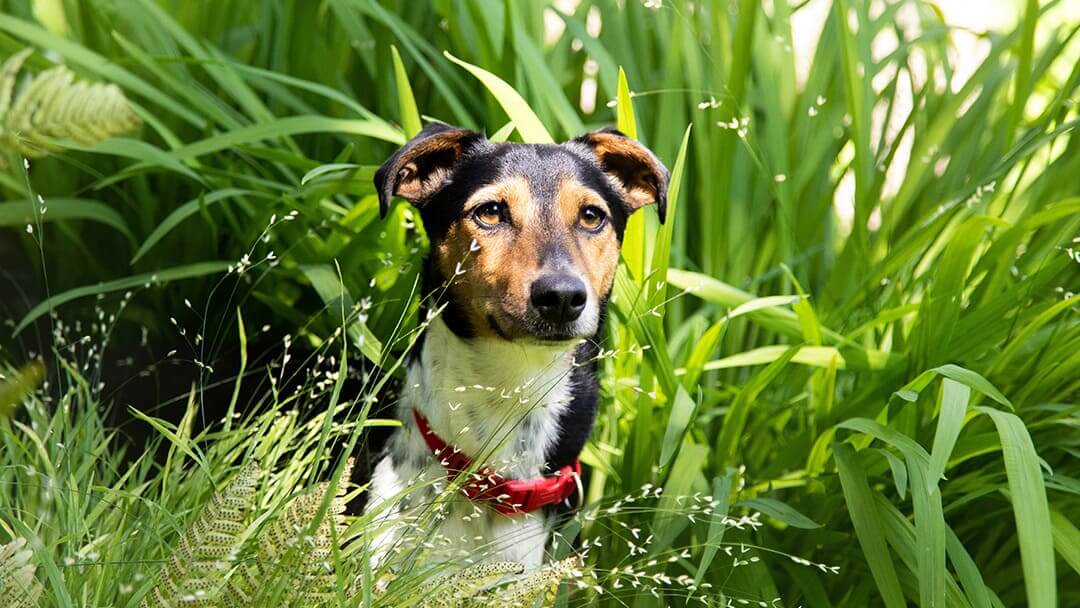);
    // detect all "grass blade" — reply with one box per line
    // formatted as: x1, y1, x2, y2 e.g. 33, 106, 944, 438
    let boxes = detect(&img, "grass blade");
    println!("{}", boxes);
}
834, 443, 907, 608
444, 51, 553, 144
716, 345, 799, 467
131, 189, 272, 264
1050, 509, 1080, 577
928, 379, 971, 488
13, 261, 230, 334
169, 116, 403, 161
977, 407, 1056, 608
390, 45, 423, 138
0, 198, 134, 242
